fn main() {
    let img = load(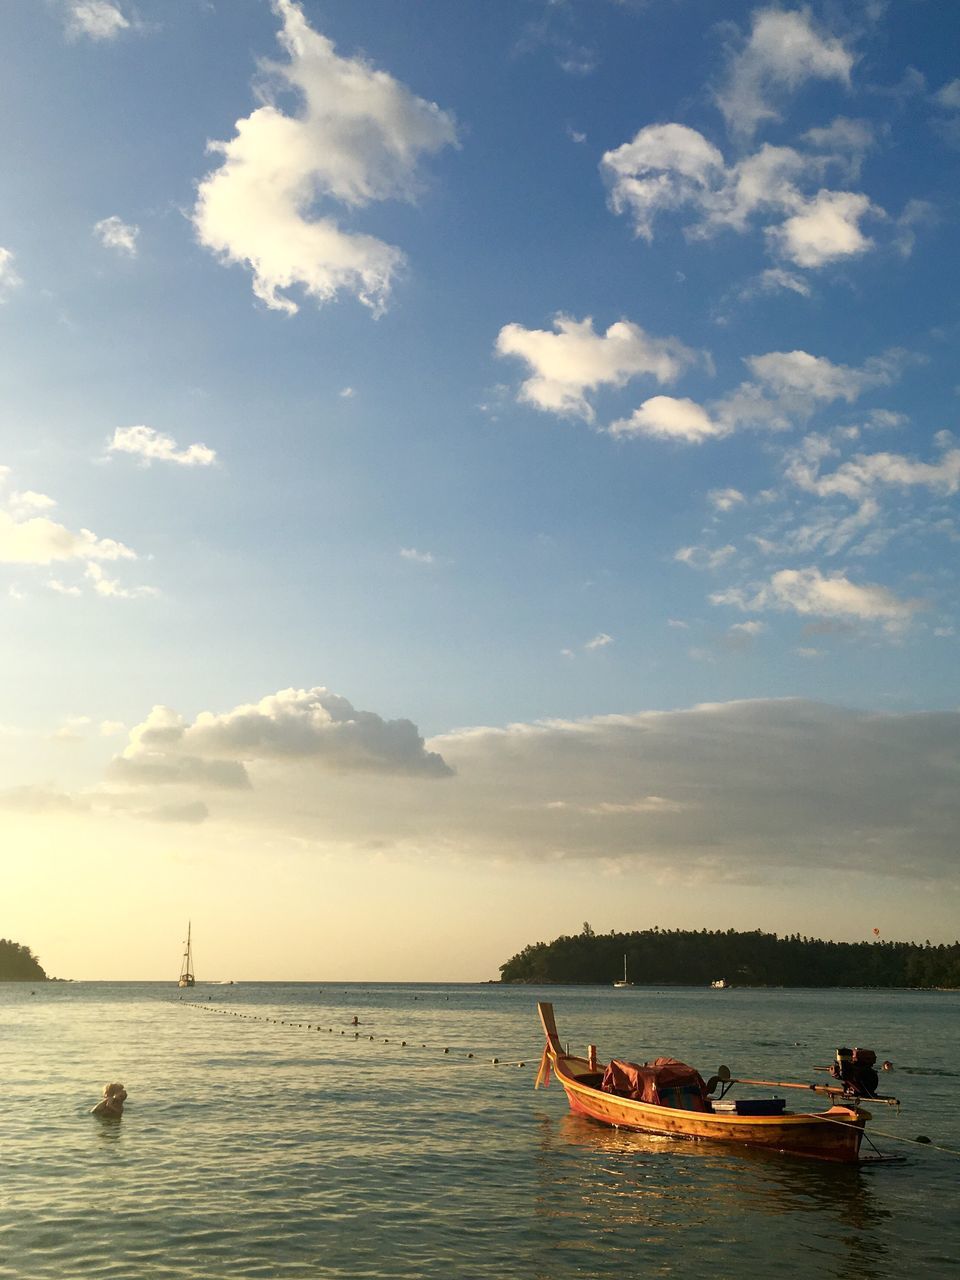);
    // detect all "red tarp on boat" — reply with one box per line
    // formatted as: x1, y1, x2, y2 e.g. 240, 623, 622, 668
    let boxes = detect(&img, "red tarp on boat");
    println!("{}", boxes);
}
601, 1057, 708, 1110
